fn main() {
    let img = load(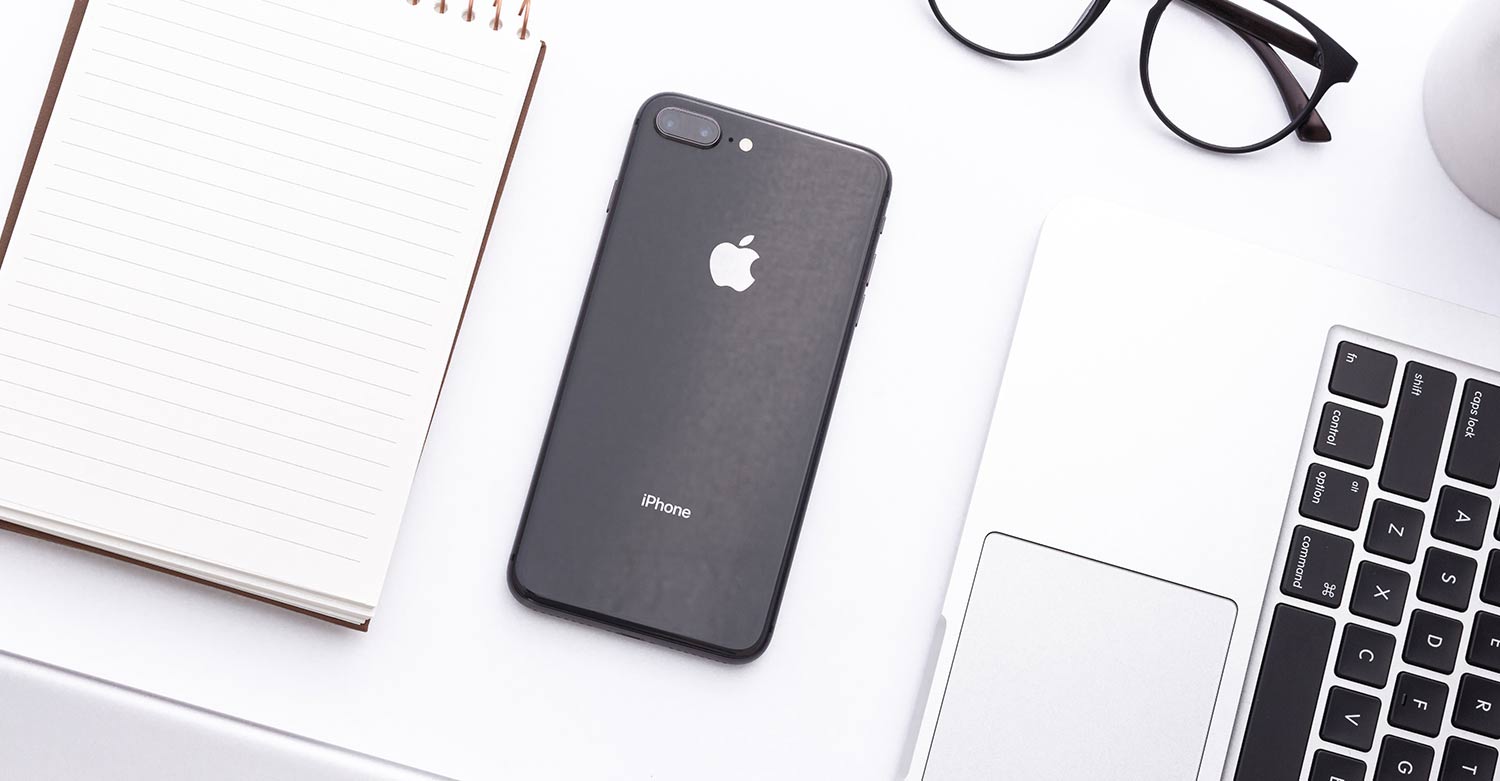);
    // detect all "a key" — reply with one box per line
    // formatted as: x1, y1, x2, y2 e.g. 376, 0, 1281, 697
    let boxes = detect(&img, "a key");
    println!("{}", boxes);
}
1382, 363, 1458, 502
1302, 463, 1371, 530
1336, 624, 1397, 688
1317, 401, 1385, 469
1391, 672, 1450, 738
1473, 612, 1500, 674
1281, 525, 1354, 608
1232, 604, 1334, 781
1322, 686, 1382, 751
1367, 500, 1426, 564
1312, 749, 1369, 781
1434, 486, 1492, 550
1482, 551, 1499, 608
1439, 737, 1497, 781
1419, 548, 1479, 612
1331, 341, 1398, 408
1376, 735, 1435, 781
1353, 561, 1411, 626
1448, 379, 1500, 489
1405, 610, 1465, 674
1453, 675, 1500, 739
